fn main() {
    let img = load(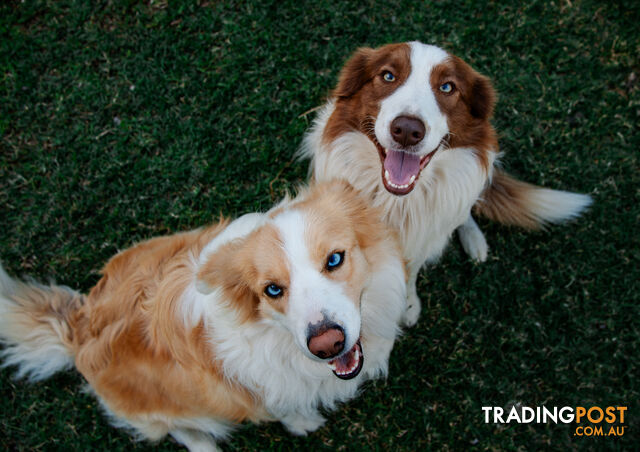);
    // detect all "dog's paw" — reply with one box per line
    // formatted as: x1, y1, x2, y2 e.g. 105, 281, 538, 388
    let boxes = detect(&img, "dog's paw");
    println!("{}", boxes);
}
402, 292, 421, 327
457, 220, 488, 262
281, 412, 326, 436
170, 429, 220, 452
